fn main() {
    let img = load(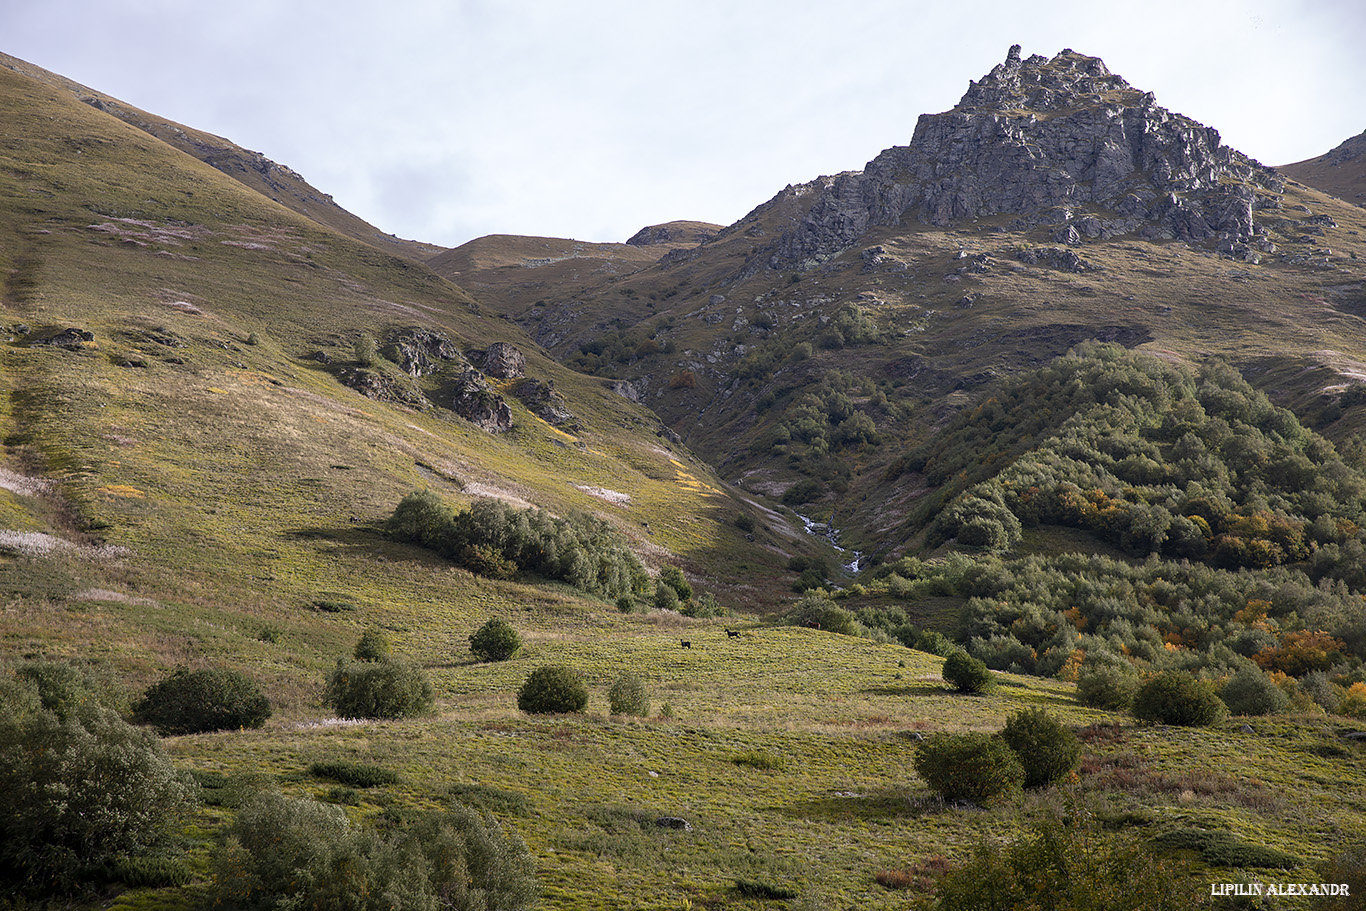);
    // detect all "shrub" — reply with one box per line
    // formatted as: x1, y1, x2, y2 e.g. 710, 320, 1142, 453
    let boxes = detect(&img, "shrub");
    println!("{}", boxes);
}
517, 665, 588, 715
653, 580, 681, 611
942, 650, 995, 693
607, 672, 650, 716
735, 879, 798, 900
1132, 671, 1226, 726
325, 658, 434, 720
1076, 662, 1141, 710
1317, 845, 1366, 911
1218, 666, 1290, 716
469, 618, 522, 661
658, 565, 692, 602
1000, 708, 1081, 789
108, 854, 194, 888
913, 732, 1024, 805
385, 489, 454, 550
353, 332, 379, 367
786, 591, 856, 635
0, 669, 196, 895
309, 761, 400, 788
1149, 828, 1300, 868
354, 628, 392, 662
683, 591, 727, 618
212, 790, 537, 911
935, 814, 1191, 911
133, 667, 271, 735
